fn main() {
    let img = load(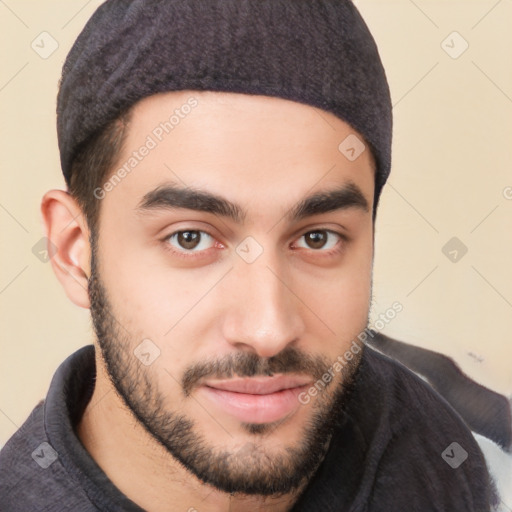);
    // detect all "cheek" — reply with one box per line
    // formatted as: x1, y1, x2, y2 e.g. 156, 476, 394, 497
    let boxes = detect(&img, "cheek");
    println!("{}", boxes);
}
97, 240, 222, 373
98, 231, 195, 316
304, 236, 373, 341
306, 272, 371, 337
